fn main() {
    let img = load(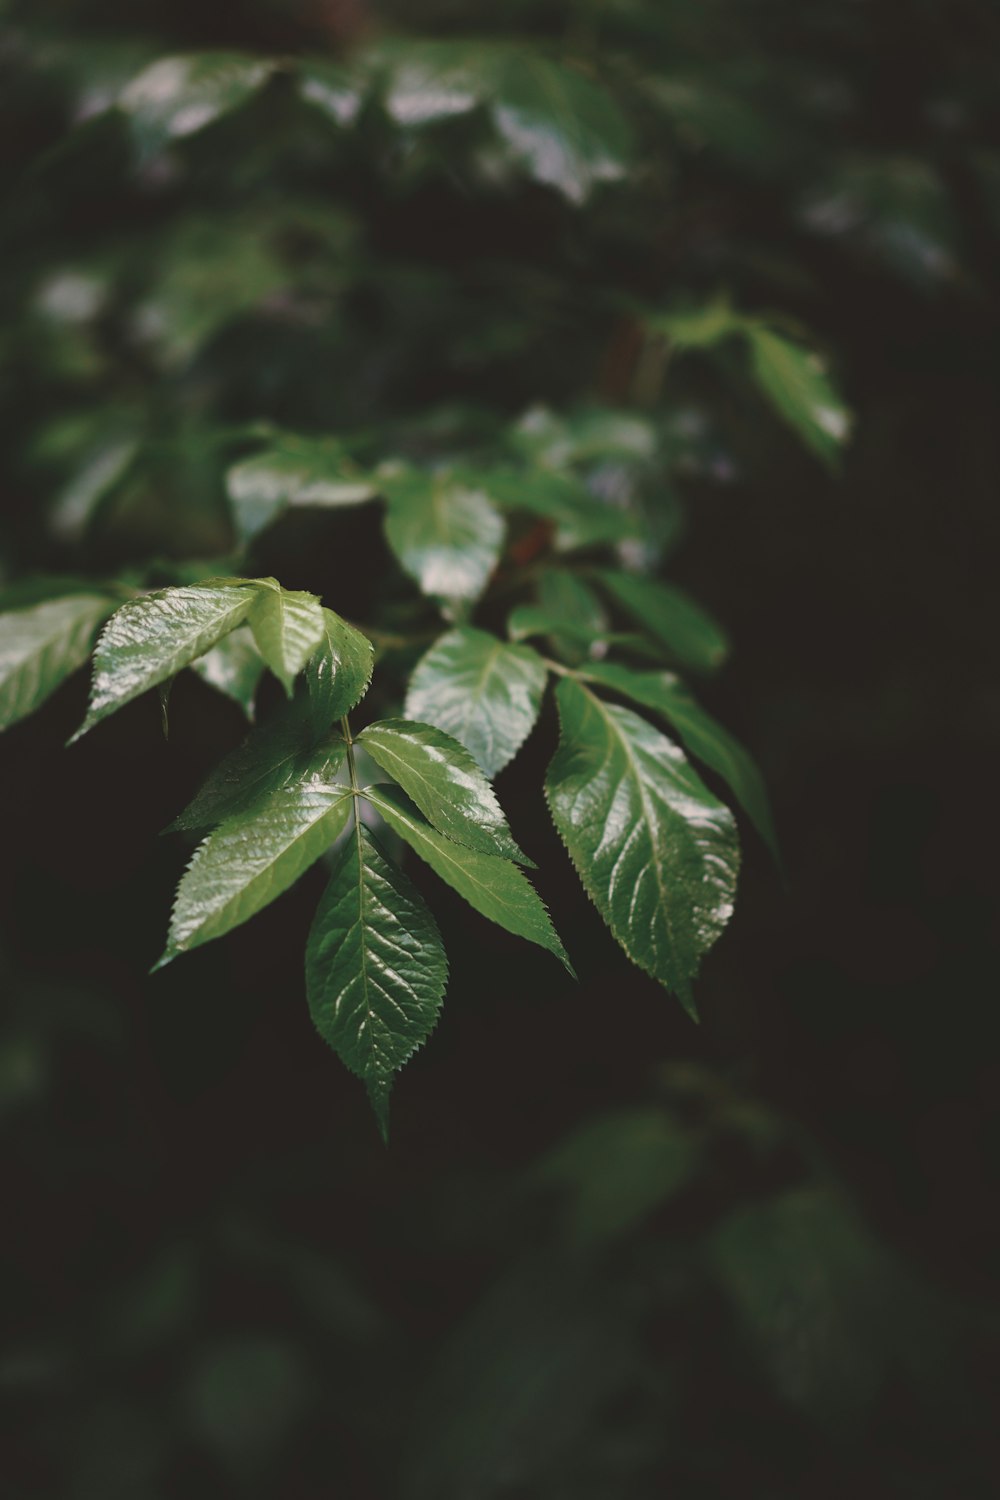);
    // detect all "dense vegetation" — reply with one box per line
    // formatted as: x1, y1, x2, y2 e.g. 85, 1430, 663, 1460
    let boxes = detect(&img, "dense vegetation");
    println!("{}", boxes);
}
2, 1, 997, 1495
